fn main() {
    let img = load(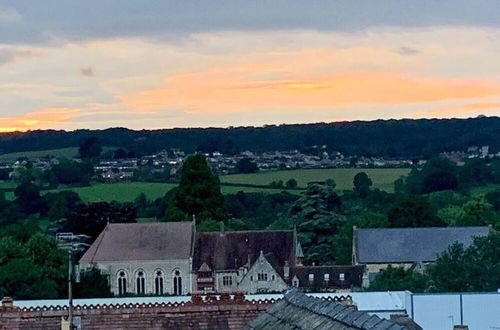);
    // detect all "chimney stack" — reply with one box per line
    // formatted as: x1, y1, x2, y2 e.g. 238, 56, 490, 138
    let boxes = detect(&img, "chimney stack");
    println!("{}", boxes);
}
219, 221, 225, 236
453, 326, 469, 330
